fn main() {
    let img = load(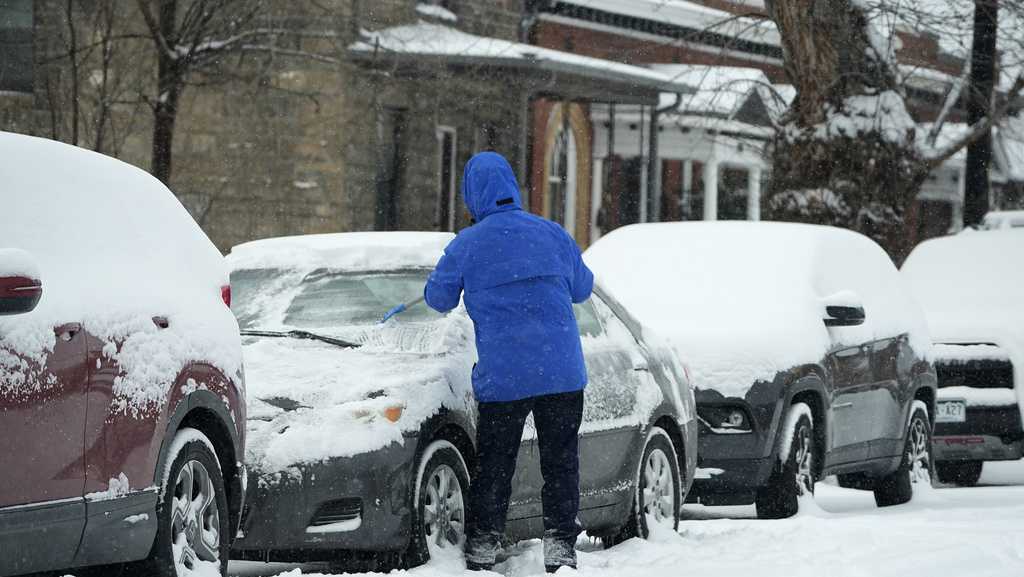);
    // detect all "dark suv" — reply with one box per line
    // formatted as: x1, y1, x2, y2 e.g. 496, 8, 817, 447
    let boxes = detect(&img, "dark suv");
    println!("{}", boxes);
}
585, 222, 938, 518
0, 132, 246, 577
